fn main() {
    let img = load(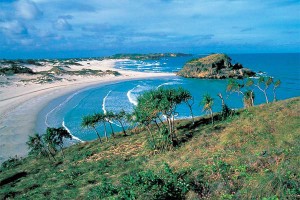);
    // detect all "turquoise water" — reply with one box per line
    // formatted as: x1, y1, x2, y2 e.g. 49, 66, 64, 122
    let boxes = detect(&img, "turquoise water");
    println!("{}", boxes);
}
37, 53, 300, 141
